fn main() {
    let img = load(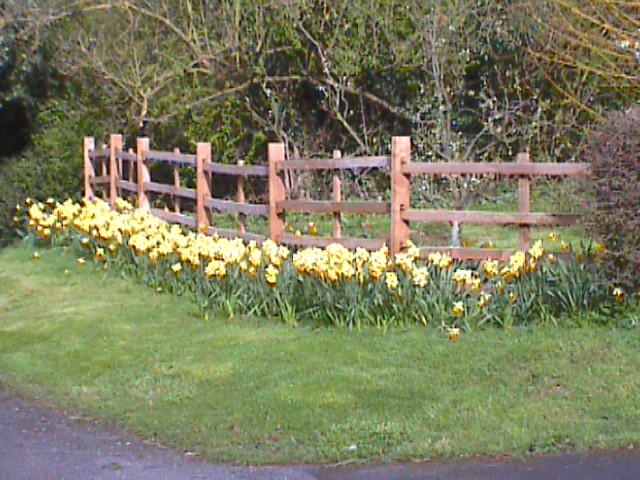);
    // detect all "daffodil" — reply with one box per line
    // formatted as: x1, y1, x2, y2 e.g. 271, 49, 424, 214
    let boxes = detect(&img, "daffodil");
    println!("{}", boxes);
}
385, 272, 399, 291
528, 240, 544, 261
478, 293, 491, 310
452, 301, 464, 317
265, 264, 279, 287
33, 252, 40, 261
613, 287, 625, 303
483, 259, 499, 278
411, 267, 429, 287
77, 257, 86, 267
448, 327, 460, 342
171, 262, 182, 276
